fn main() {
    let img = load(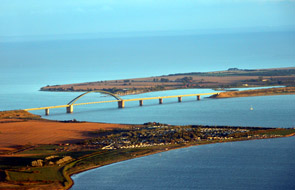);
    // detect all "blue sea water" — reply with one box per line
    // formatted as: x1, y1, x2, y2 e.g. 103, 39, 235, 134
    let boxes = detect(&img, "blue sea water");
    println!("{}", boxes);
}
23, 90, 295, 128
0, 31, 294, 87
71, 137, 295, 190
0, 31, 294, 127
0, 31, 295, 189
